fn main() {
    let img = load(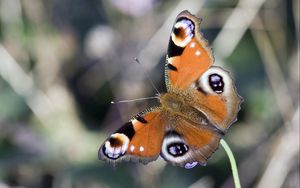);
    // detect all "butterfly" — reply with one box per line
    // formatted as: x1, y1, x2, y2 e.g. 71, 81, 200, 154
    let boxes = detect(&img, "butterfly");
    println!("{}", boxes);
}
98, 10, 242, 169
